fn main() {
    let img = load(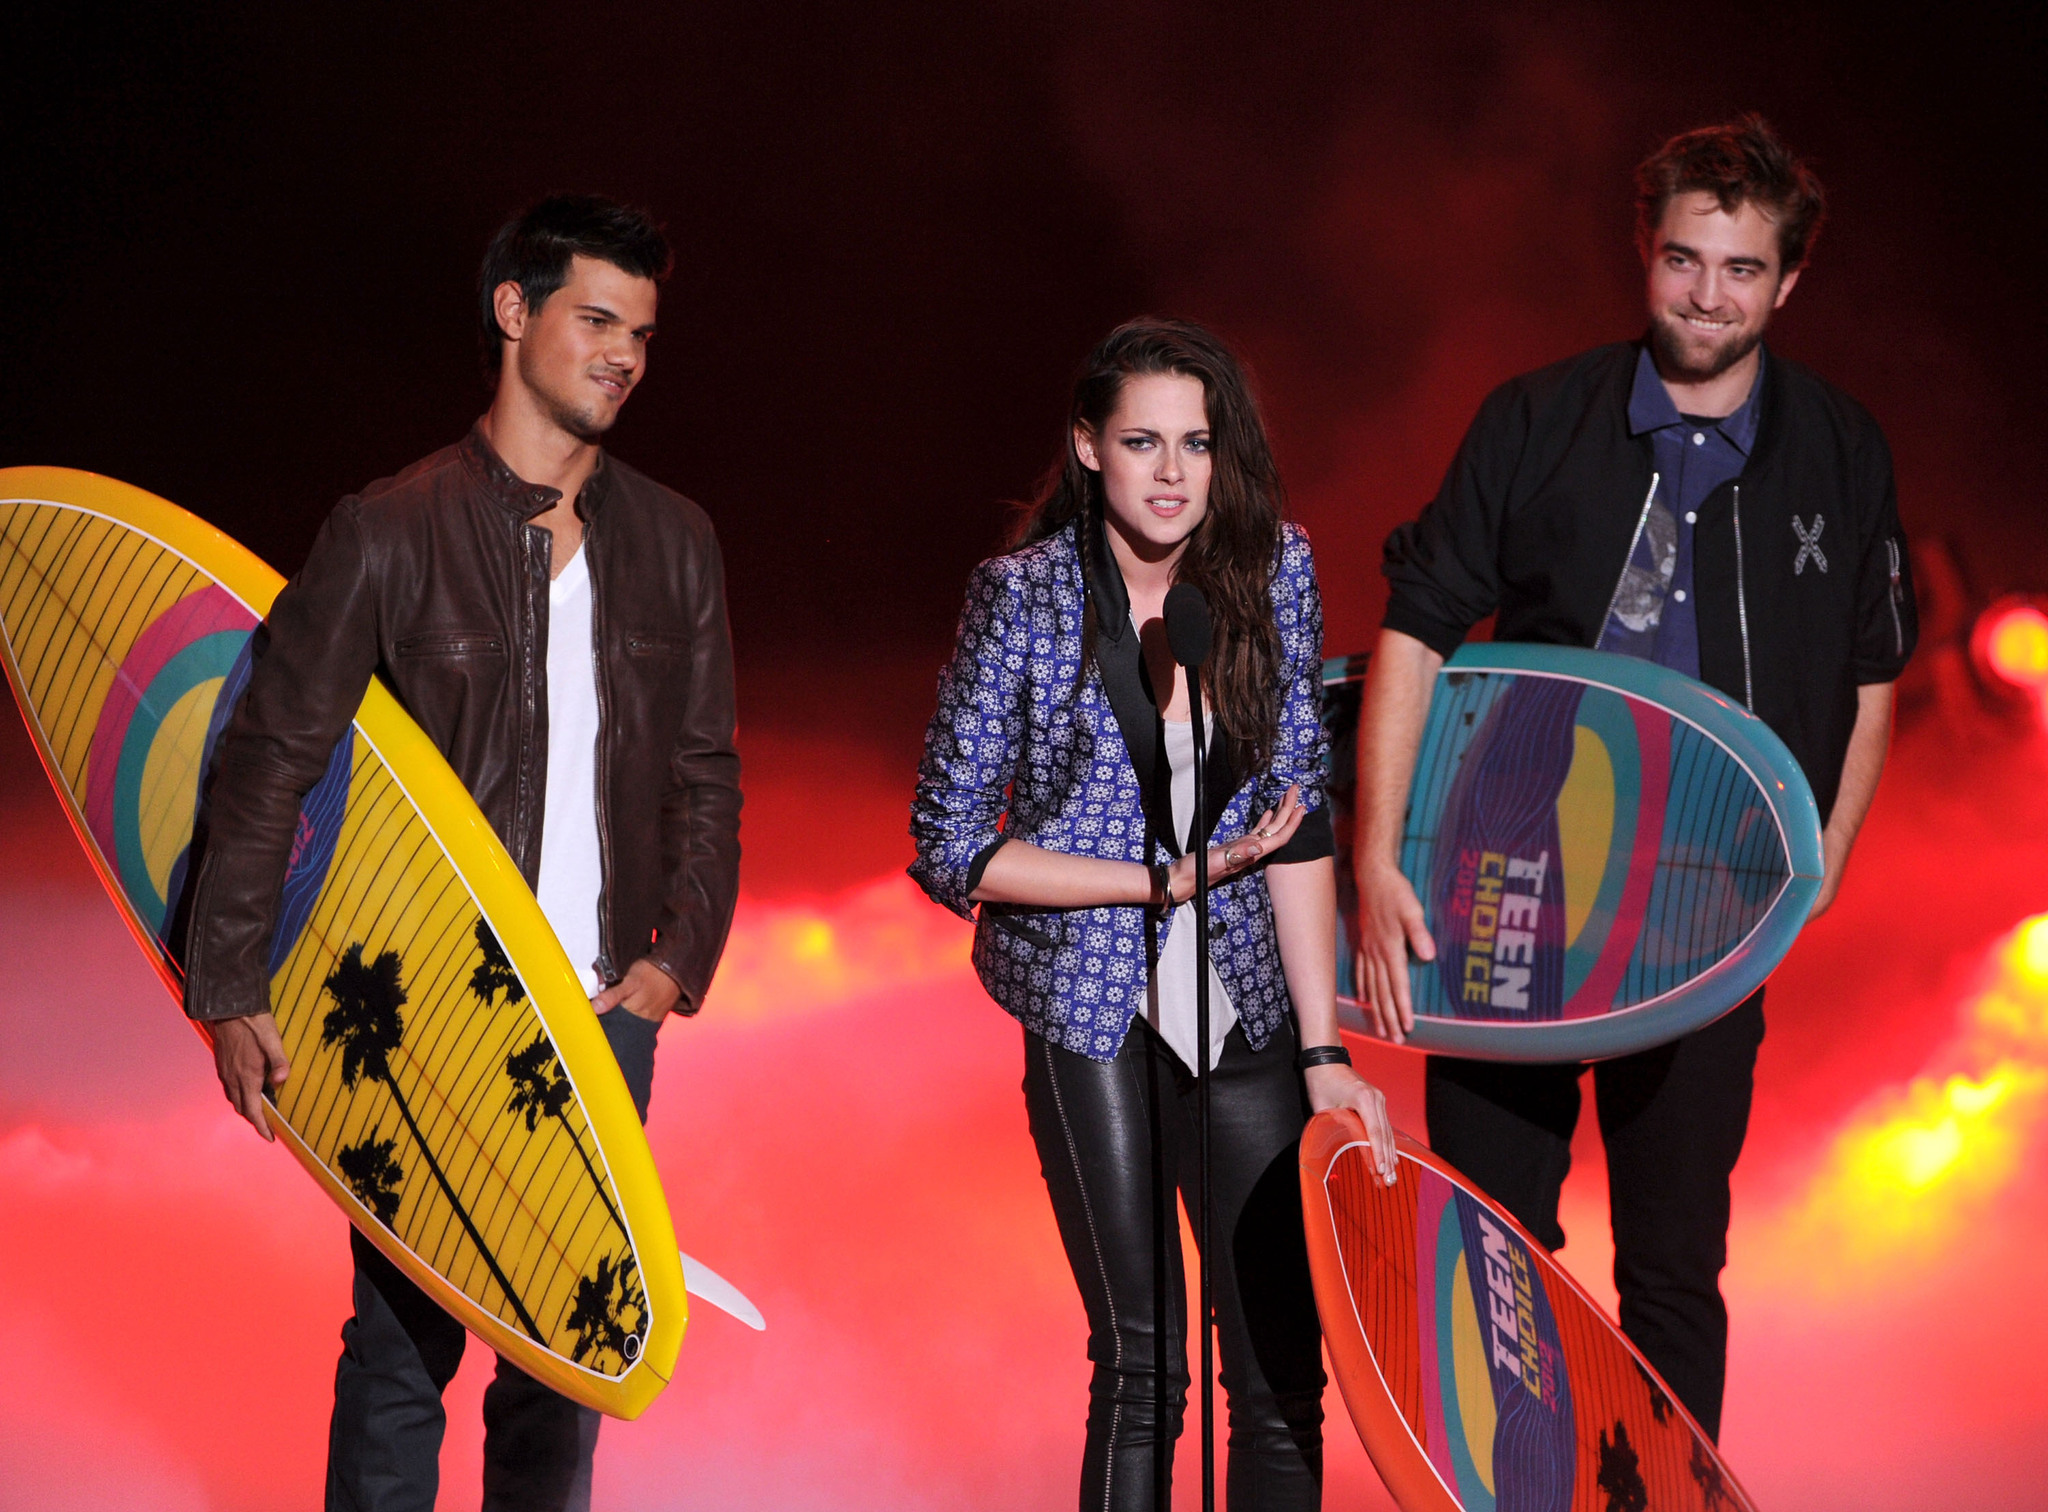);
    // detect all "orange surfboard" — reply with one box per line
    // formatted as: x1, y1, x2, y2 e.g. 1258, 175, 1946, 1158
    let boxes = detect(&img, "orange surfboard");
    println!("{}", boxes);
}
1300, 1110, 1756, 1511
